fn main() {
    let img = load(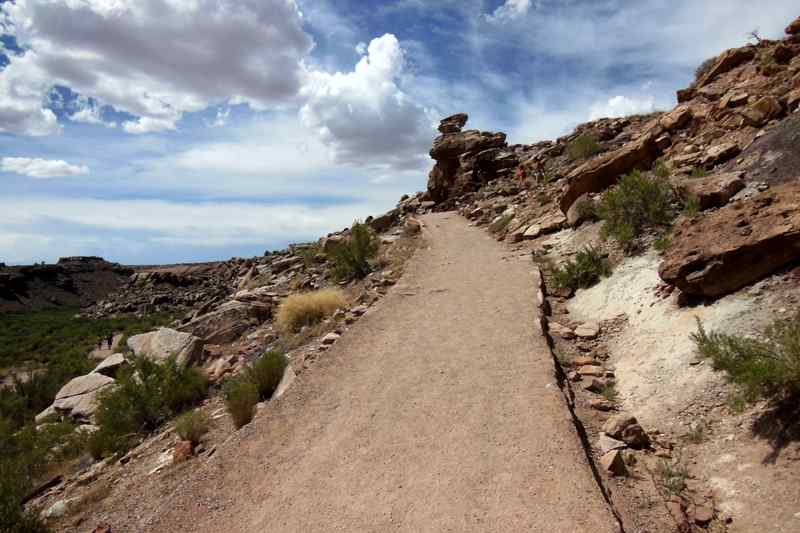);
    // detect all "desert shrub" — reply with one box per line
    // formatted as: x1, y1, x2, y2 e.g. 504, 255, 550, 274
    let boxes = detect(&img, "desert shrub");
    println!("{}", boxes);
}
692, 313, 800, 401
245, 351, 289, 401
174, 410, 210, 445
574, 199, 599, 222
652, 159, 670, 178
694, 56, 717, 82
297, 243, 322, 268
655, 459, 688, 495
328, 222, 379, 281
223, 377, 259, 429
690, 166, 708, 178
653, 235, 672, 253
597, 170, 676, 250
682, 194, 700, 216
567, 134, 603, 161
488, 214, 514, 234
276, 288, 346, 334
551, 247, 611, 291
91, 357, 207, 457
